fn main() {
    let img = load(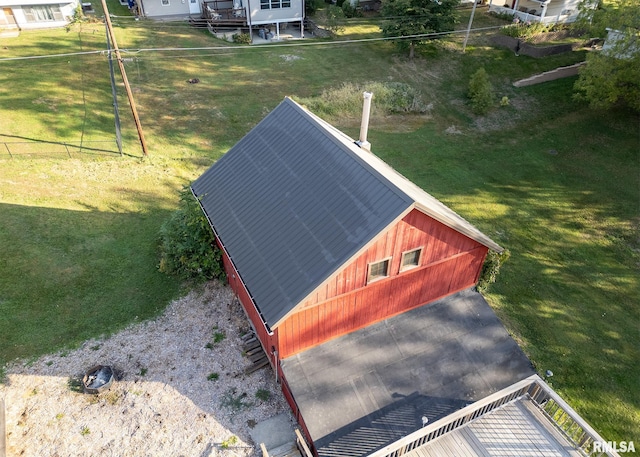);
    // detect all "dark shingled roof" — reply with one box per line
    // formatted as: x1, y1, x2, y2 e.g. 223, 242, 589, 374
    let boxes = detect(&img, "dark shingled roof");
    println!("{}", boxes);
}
280, 288, 536, 457
191, 98, 413, 327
